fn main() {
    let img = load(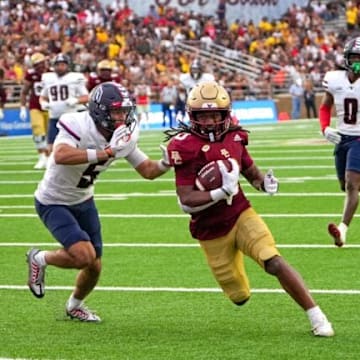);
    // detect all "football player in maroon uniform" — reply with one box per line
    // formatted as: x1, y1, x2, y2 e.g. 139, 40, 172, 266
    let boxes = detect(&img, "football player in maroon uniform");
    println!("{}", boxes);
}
20, 52, 49, 169
164, 81, 334, 337
87, 60, 122, 91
